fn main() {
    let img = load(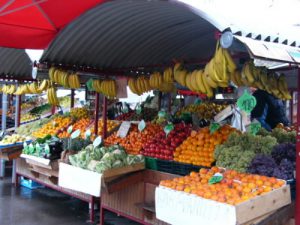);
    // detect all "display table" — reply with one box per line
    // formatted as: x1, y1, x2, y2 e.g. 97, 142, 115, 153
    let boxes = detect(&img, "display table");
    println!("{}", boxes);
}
15, 158, 98, 222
